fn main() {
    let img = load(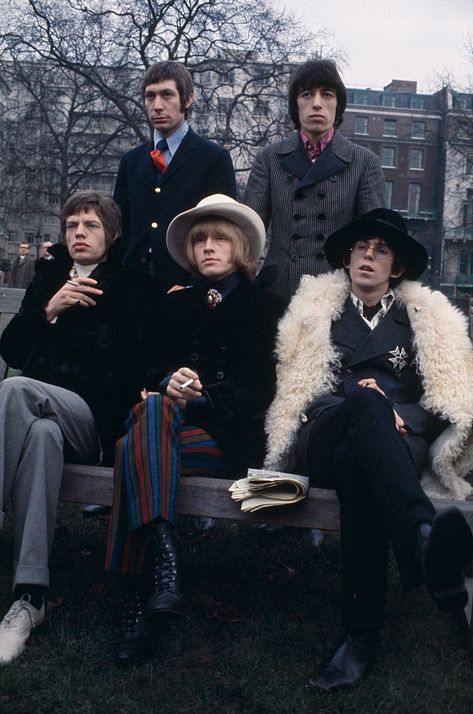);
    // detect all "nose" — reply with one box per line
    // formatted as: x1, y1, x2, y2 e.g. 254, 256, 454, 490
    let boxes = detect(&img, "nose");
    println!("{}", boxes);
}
203, 236, 214, 251
363, 245, 375, 259
312, 90, 323, 107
